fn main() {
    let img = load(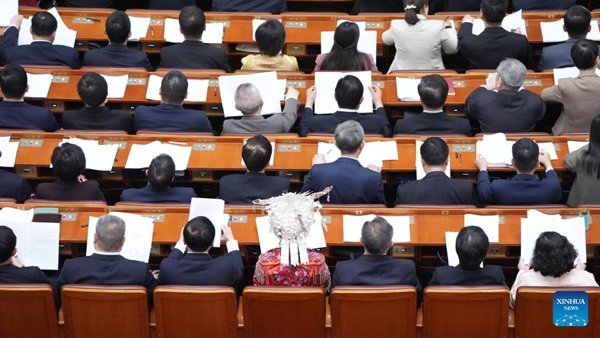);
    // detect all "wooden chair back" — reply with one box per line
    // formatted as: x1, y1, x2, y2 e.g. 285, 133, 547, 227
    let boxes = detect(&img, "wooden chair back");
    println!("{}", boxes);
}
0, 284, 58, 338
